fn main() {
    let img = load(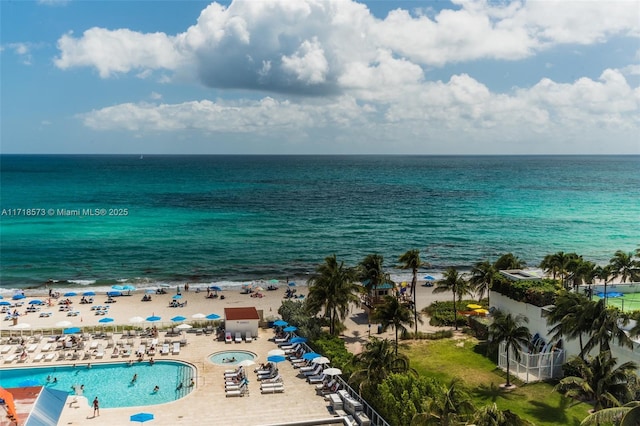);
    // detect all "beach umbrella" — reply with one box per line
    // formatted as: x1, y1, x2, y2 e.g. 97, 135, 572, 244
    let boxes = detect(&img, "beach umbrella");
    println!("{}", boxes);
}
273, 320, 288, 327
107, 291, 122, 297
146, 316, 161, 322
12, 294, 25, 300
83, 291, 96, 296
312, 356, 330, 365
424, 275, 435, 280
474, 309, 489, 315
98, 317, 114, 323
323, 368, 342, 376
206, 313, 220, 320
237, 359, 256, 367
63, 292, 77, 297
176, 323, 192, 330
269, 279, 279, 284
467, 304, 482, 310
55, 320, 72, 327
122, 285, 136, 291
172, 295, 182, 300
129, 316, 144, 323
283, 326, 297, 333
29, 299, 44, 305
254, 286, 264, 292
0, 295, 3, 299
13, 323, 31, 329
209, 286, 222, 292
0, 301, 9, 306
63, 327, 82, 334
267, 355, 286, 364
191, 313, 205, 319
302, 352, 321, 360
112, 285, 125, 291
171, 316, 186, 322
290, 337, 308, 344
288, 282, 296, 287
159, 284, 171, 288
130, 412, 154, 423
268, 349, 286, 357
